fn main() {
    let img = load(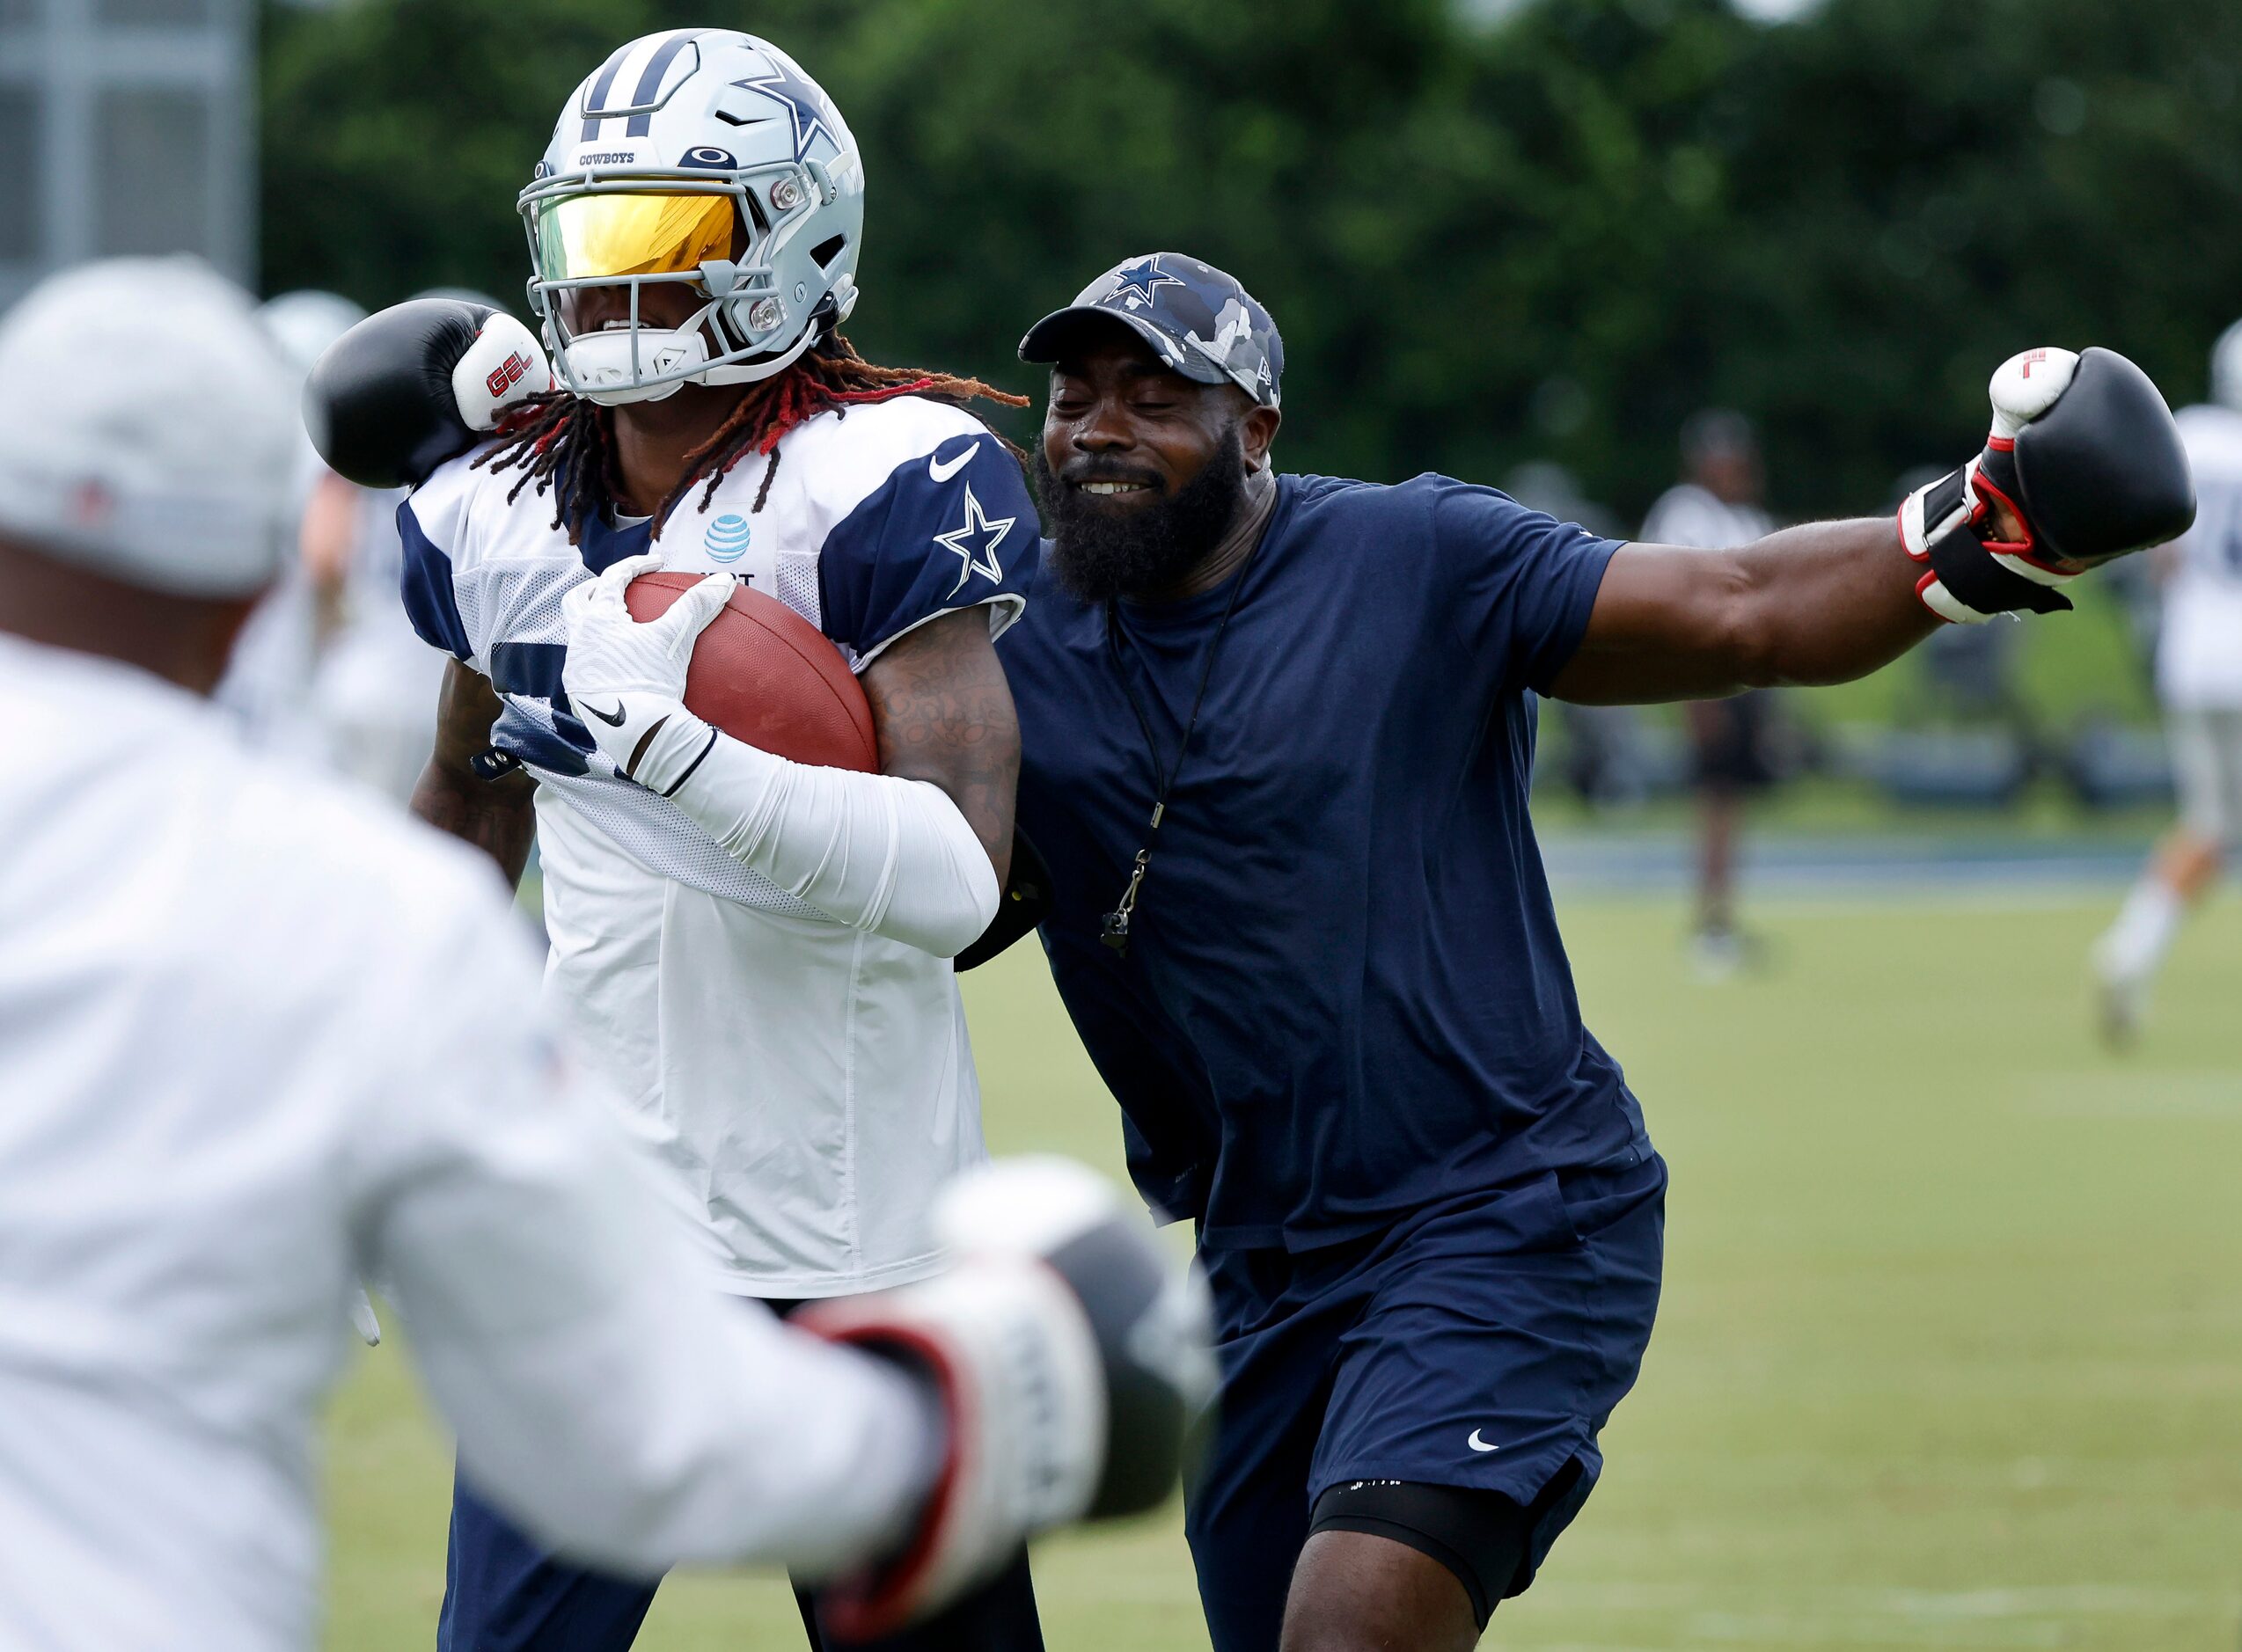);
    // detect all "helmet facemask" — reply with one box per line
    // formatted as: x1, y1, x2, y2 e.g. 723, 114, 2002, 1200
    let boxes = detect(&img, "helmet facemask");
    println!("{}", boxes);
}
521, 161, 857, 406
